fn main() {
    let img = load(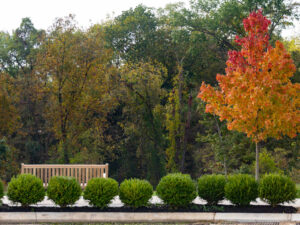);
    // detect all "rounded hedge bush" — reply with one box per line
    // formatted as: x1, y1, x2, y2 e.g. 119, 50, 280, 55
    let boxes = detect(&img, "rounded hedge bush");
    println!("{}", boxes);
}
84, 178, 119, 208
259, 173, 296, 207
198, 174, 226, 205
7, 174, 45, 207
119, 178, 153, 208
156, 173, 197, 208
225, 174, 258, 206
47, 176, 81, 207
